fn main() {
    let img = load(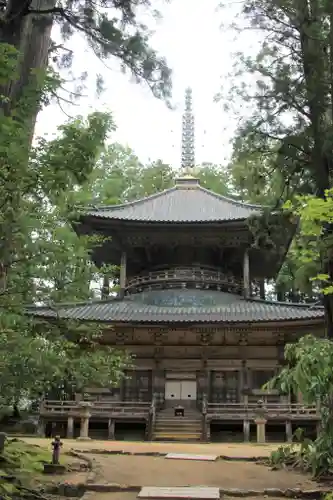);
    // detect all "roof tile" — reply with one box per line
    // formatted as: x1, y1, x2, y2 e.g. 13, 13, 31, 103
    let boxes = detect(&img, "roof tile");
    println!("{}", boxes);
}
27, 290, 324, 324
84, 185, 262, 223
